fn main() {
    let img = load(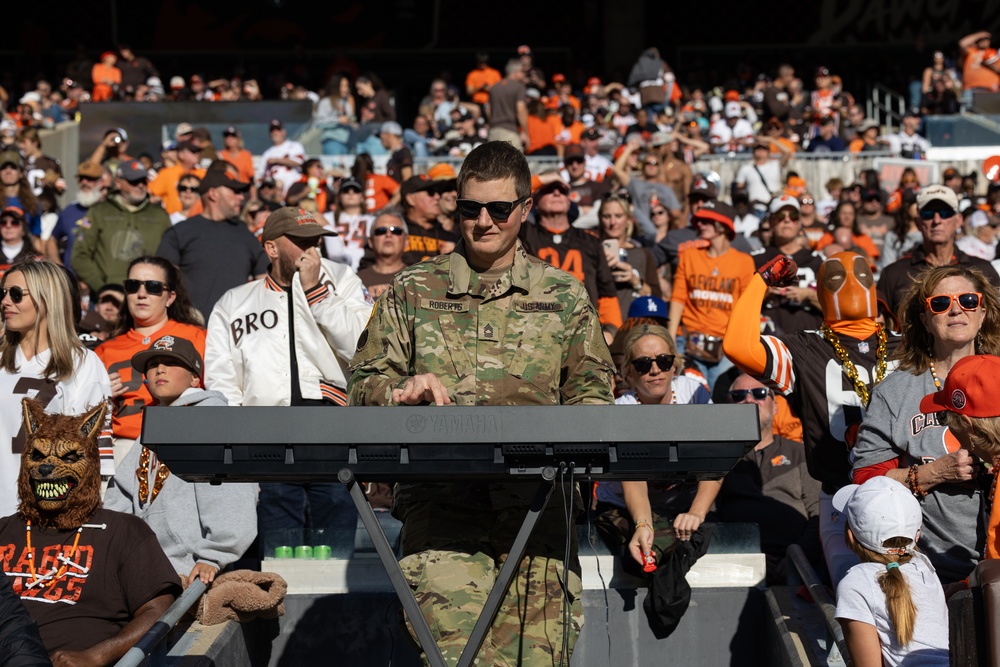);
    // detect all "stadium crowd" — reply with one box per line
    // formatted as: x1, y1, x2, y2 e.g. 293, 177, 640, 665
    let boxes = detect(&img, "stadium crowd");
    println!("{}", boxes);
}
3, 36, 1000, 664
